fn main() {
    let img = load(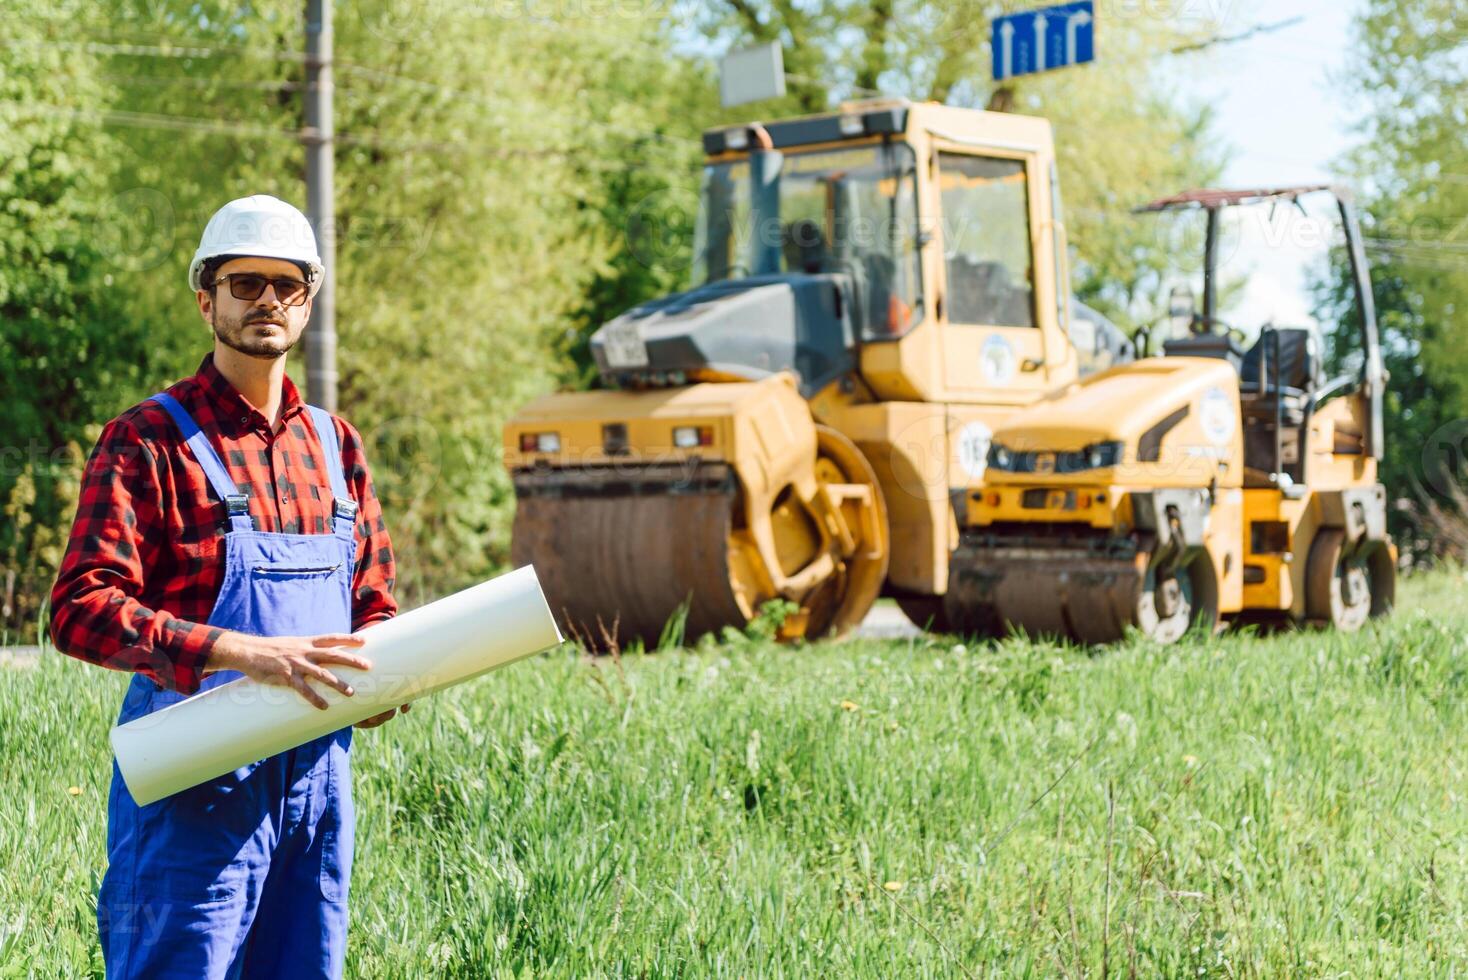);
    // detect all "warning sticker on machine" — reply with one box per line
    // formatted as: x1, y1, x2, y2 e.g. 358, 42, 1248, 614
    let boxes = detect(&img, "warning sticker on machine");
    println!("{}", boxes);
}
981, 335, 1017, 385
957, 421, 993, 479
1200, 386, 1235, 444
